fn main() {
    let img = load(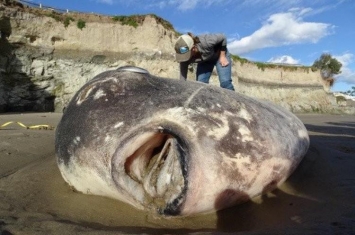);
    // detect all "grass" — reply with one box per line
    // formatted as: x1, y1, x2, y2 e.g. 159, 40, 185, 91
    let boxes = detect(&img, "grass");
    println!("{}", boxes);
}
77, 19, 86, 30
231, 54, 314, 72
63, 16, 75, 28
111, 14, 179, 36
